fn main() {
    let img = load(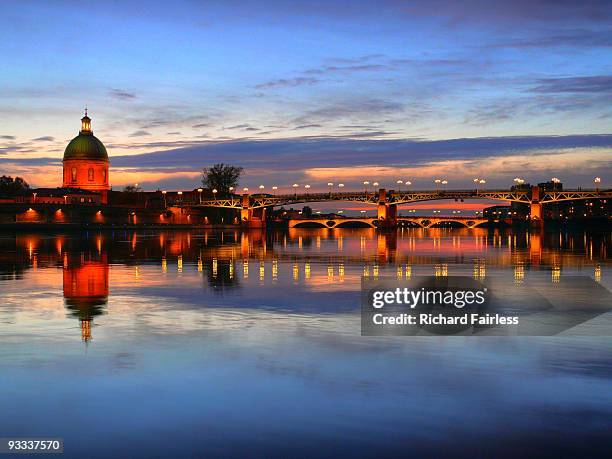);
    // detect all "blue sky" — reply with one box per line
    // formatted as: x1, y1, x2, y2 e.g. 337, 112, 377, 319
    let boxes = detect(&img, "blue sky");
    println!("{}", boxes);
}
0, 0, 610, 193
